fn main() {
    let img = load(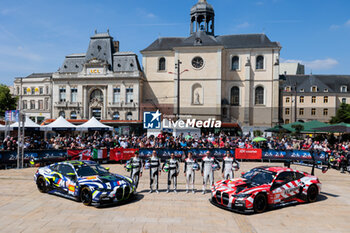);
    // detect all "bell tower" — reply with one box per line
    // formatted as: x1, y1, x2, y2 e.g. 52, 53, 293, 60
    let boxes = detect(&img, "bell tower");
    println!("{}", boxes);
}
190, 0, 215, 36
